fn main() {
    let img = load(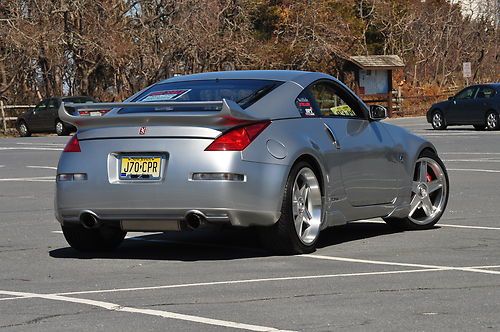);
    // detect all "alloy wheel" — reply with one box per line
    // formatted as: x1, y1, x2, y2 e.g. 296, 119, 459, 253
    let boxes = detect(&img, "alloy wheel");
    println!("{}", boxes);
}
19, 123, 28, 136
408, 157, 448, 225
486, 113, 498, 130
56, 121, 64, 135
292, 167, 322, 244
432, 113, 443, 129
